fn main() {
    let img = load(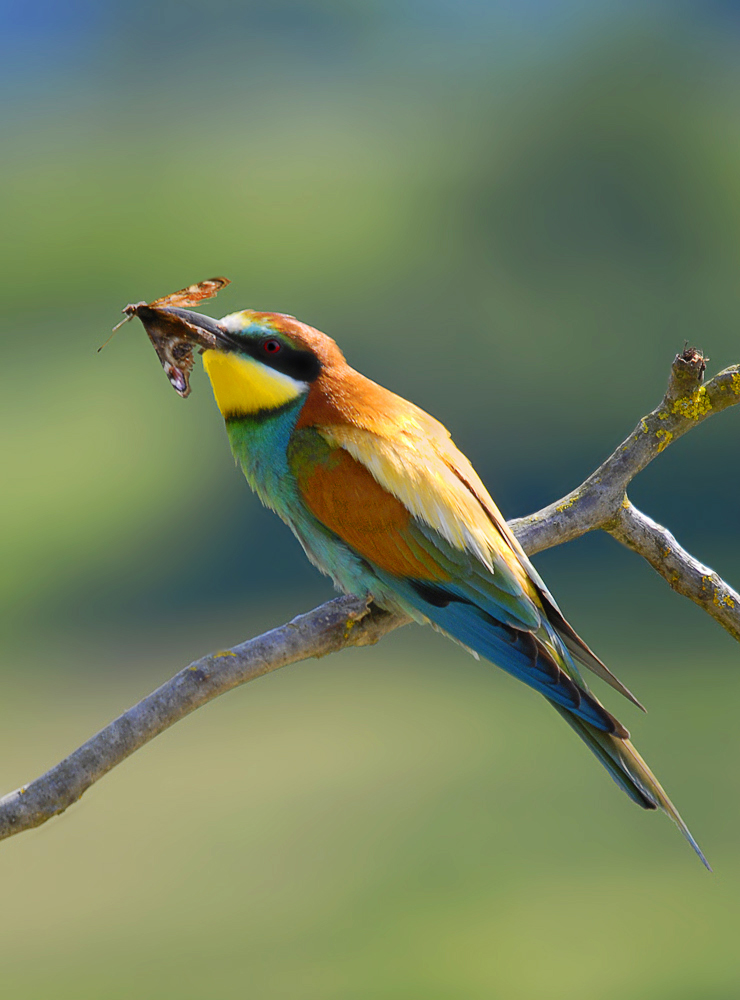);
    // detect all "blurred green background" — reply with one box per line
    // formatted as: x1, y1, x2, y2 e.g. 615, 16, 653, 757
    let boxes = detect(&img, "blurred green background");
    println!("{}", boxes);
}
2, 1, 740, 996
